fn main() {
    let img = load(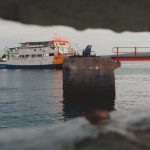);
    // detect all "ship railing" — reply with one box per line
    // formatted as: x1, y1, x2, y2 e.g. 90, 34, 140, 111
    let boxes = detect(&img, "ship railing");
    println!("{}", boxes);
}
112, 46, 150, 57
